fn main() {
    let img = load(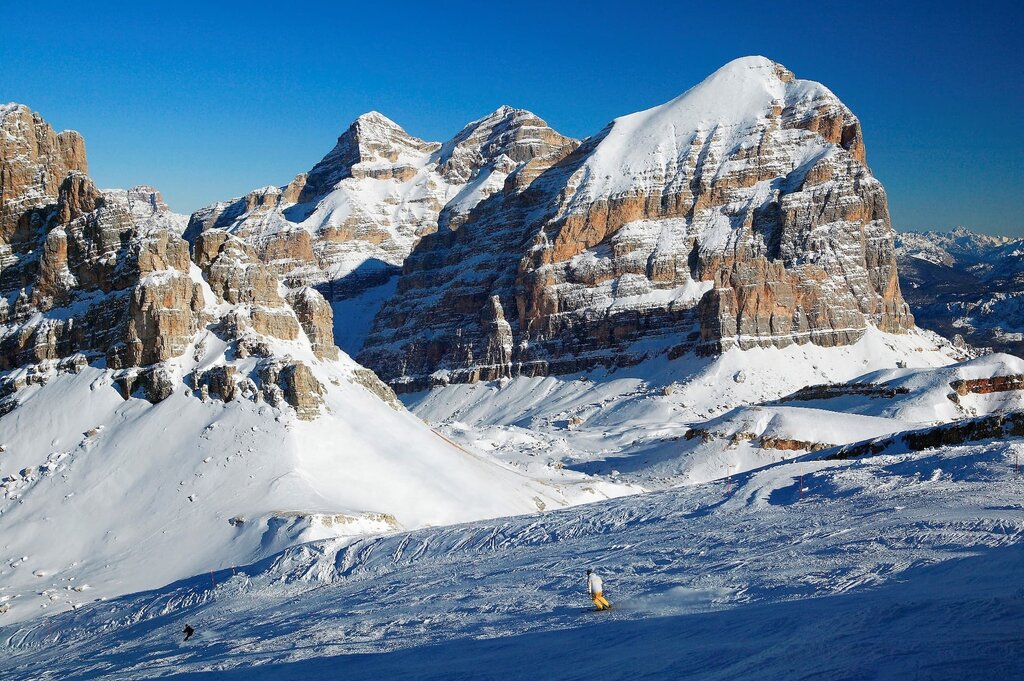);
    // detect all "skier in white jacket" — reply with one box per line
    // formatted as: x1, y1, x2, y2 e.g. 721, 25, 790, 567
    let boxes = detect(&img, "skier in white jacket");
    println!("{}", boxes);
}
586, 569, 612, 610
